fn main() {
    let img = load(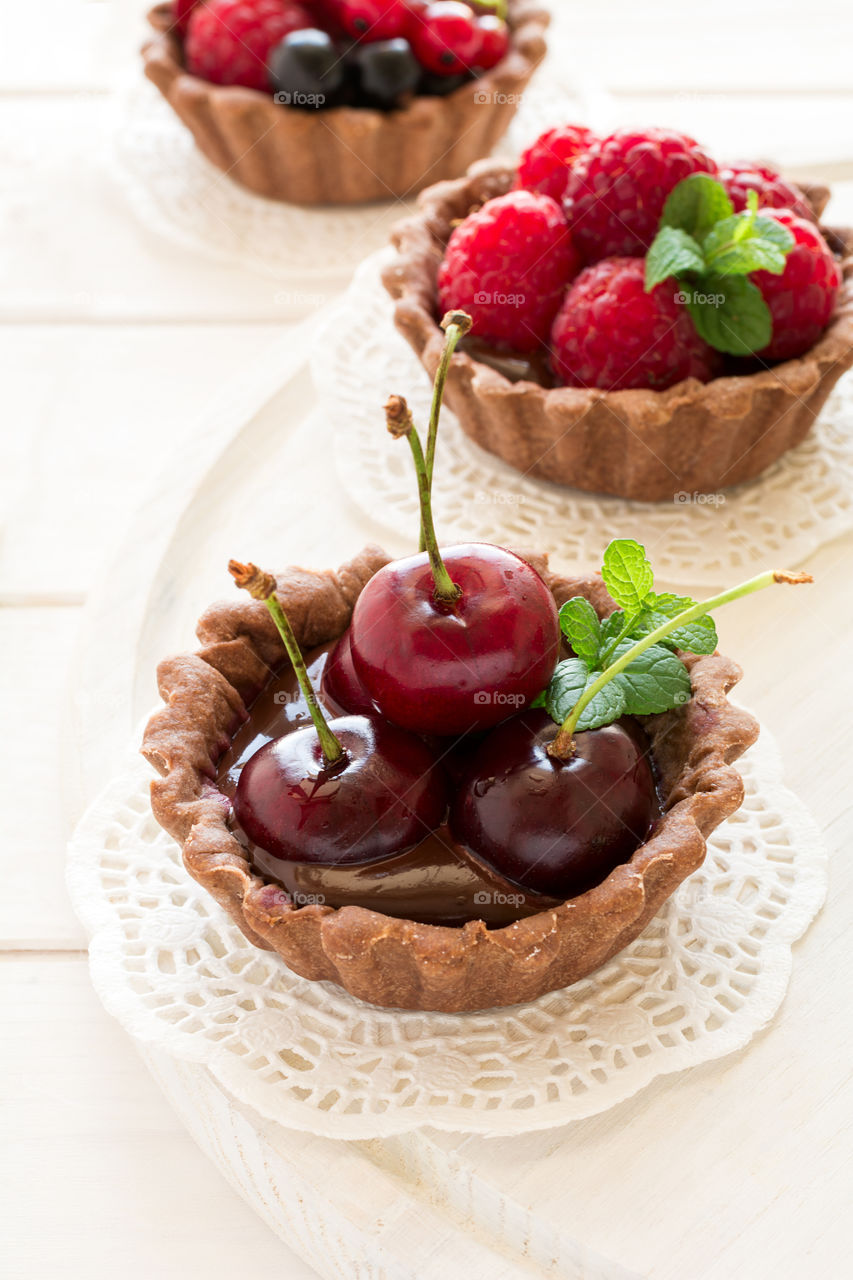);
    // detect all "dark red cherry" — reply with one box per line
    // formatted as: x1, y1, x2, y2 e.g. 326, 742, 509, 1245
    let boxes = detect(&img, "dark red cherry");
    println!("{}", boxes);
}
349, 542, 561, 736
449, 709, 659, 898
320, 627, 375, 714
235, 714, 448, 865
